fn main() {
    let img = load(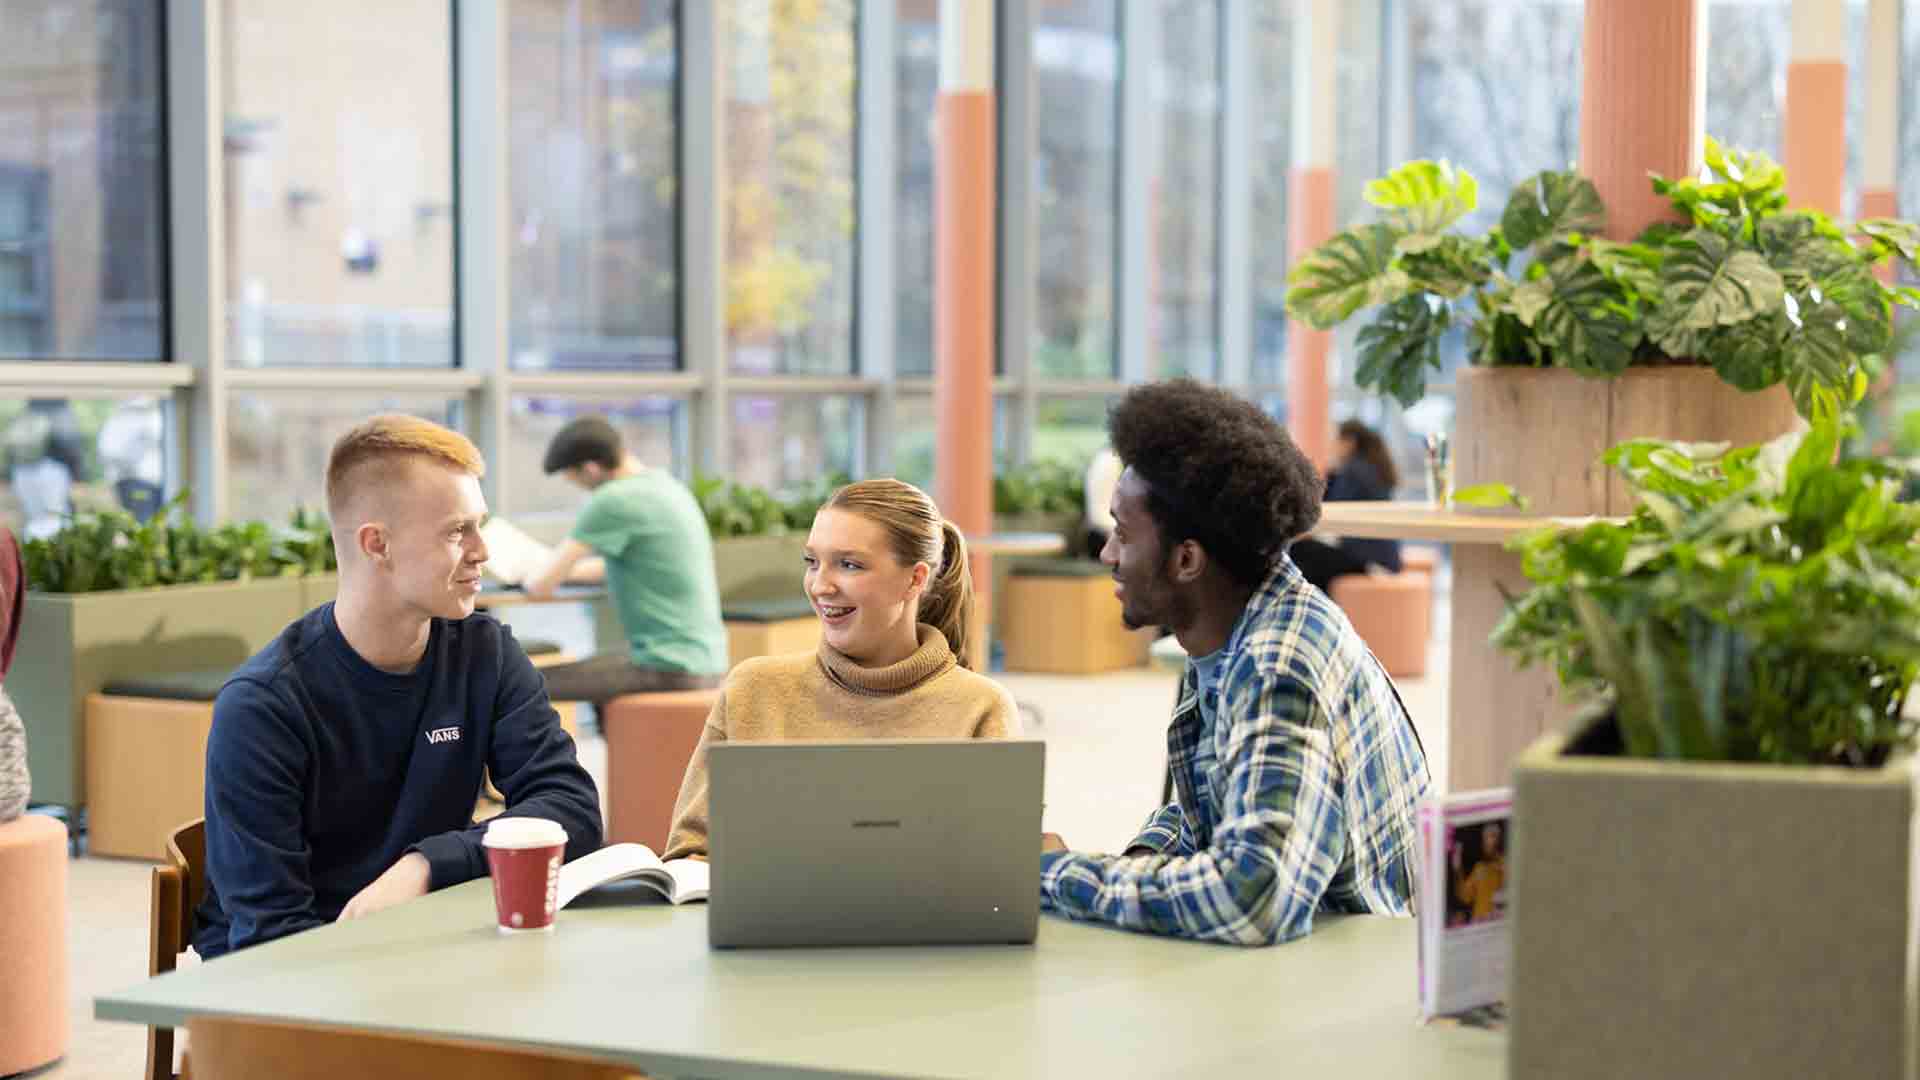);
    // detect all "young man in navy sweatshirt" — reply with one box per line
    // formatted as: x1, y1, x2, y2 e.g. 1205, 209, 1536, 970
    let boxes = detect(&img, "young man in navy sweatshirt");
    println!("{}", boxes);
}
194, 415, 603, 959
